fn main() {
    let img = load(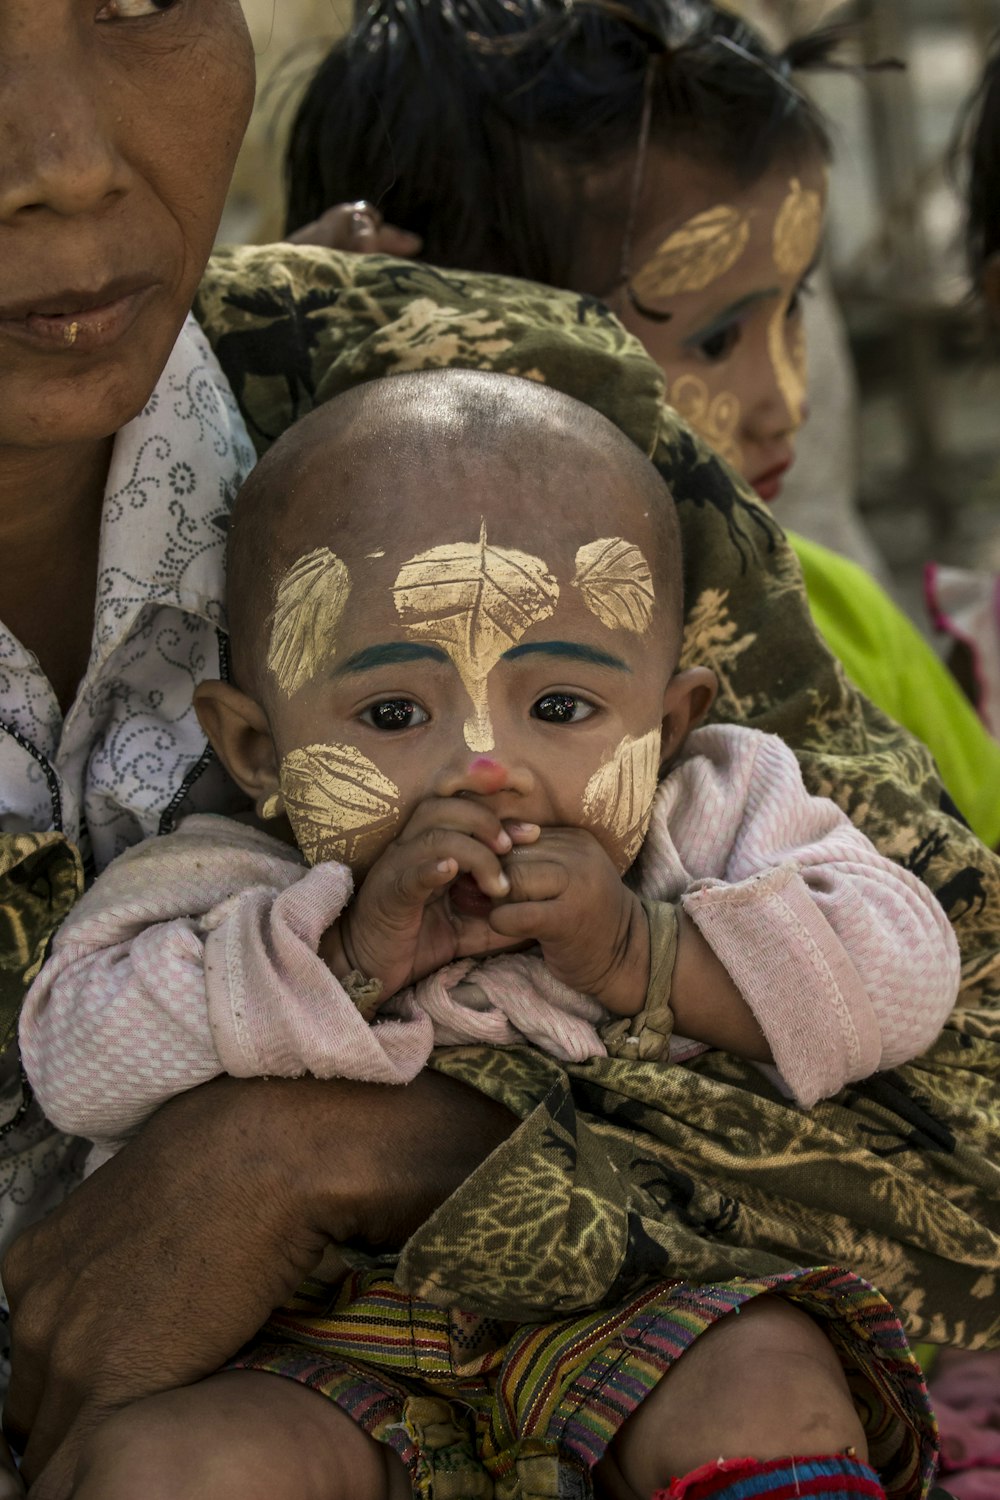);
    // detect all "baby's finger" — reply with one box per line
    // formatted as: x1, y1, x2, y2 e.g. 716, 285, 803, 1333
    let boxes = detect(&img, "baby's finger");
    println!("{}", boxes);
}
501, 855, 570, 904
401, 797, 513, 855
505, 820, 541, 846
408, 829, 510, 899
489, 899, 560, 942
391, 857, 458, 906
